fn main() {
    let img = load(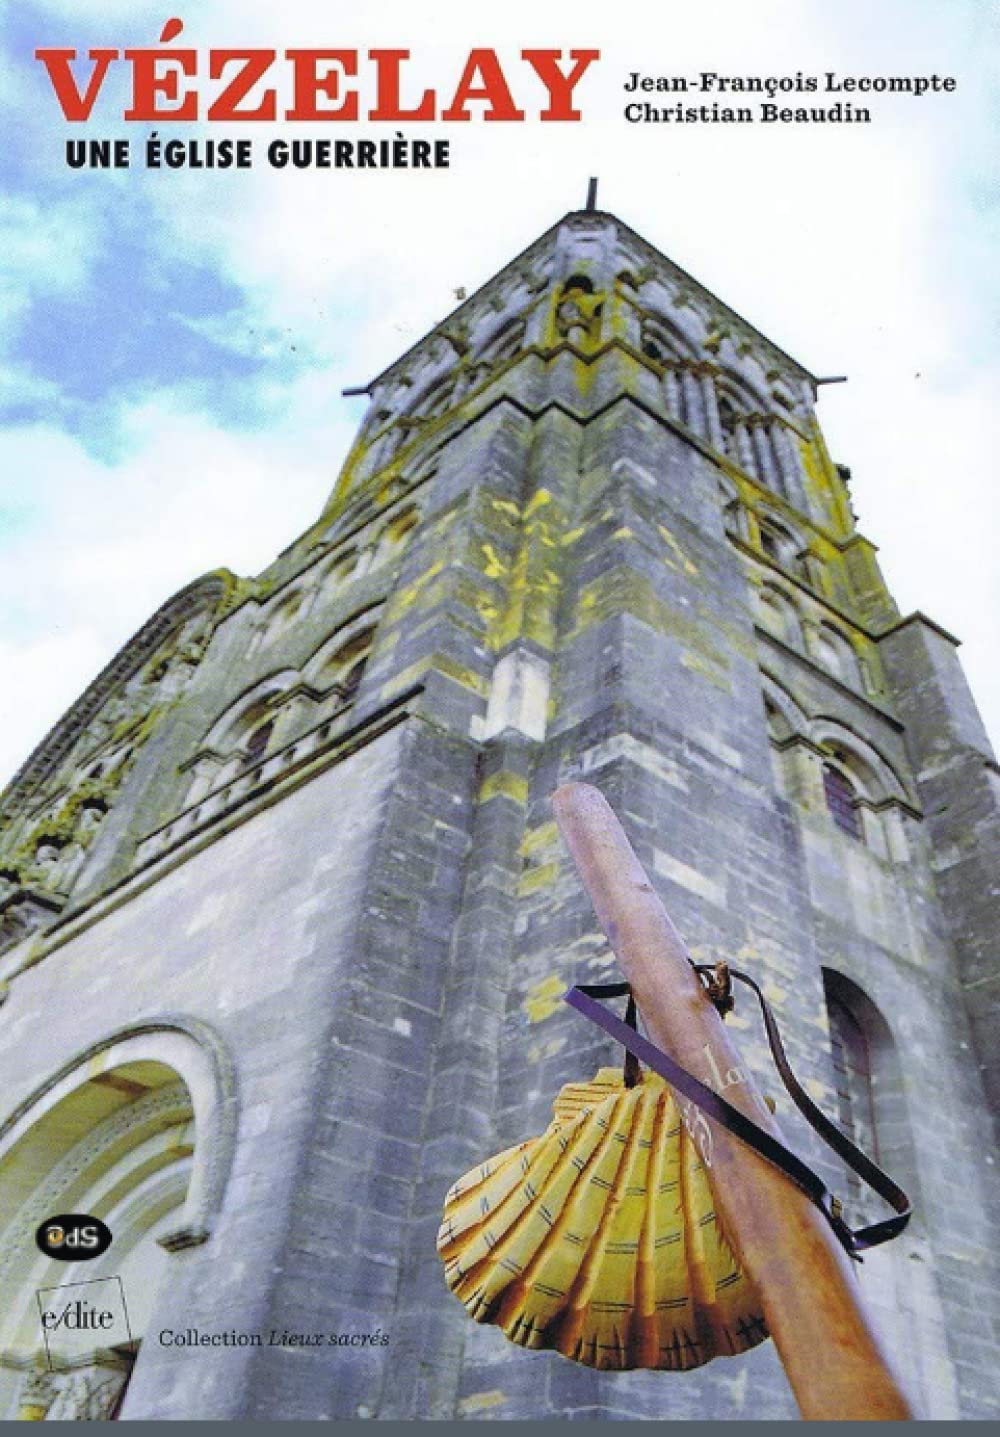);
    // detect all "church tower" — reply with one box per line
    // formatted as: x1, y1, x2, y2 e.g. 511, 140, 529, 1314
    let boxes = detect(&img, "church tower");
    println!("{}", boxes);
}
1, 206, 998, 1421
